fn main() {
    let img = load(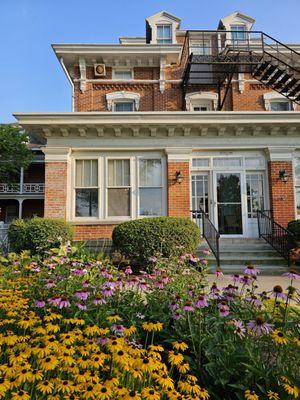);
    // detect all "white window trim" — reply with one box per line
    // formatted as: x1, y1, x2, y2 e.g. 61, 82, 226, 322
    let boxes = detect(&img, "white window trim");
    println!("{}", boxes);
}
185, 92, 218, 111
71, 153, 166, 223
263, 92, 295, 111
112, 68, 134, 81
106, 91, 140, 111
